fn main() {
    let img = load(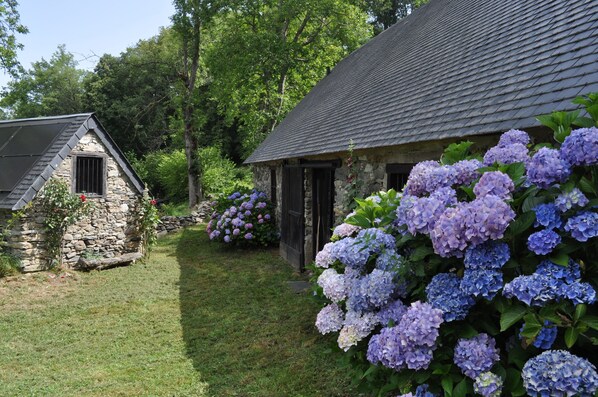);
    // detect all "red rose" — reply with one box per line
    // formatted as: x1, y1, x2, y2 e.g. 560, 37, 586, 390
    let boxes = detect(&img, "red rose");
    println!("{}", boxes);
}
80, 194, 86, 202
150, 199, 157, 206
